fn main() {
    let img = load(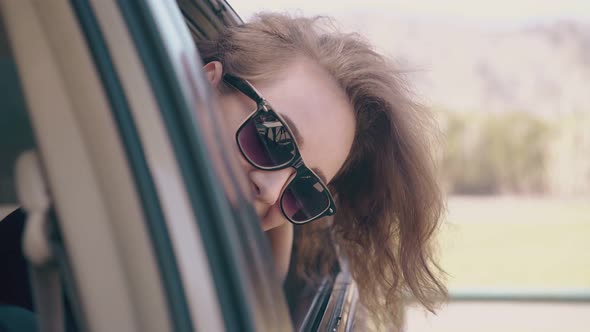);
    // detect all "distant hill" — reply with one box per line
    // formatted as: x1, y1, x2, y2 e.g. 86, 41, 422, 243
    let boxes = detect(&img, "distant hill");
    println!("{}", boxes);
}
337, 15, 590, 116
